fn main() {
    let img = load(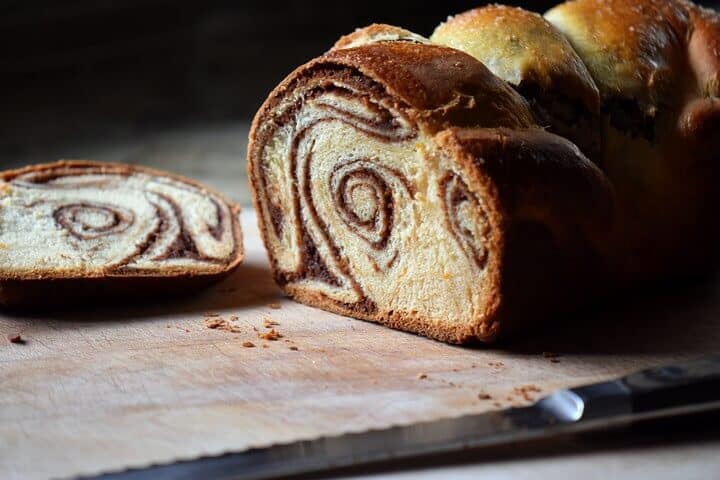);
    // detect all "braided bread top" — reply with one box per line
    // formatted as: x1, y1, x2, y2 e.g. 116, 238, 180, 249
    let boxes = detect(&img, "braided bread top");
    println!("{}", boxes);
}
326, 0, 720, 277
